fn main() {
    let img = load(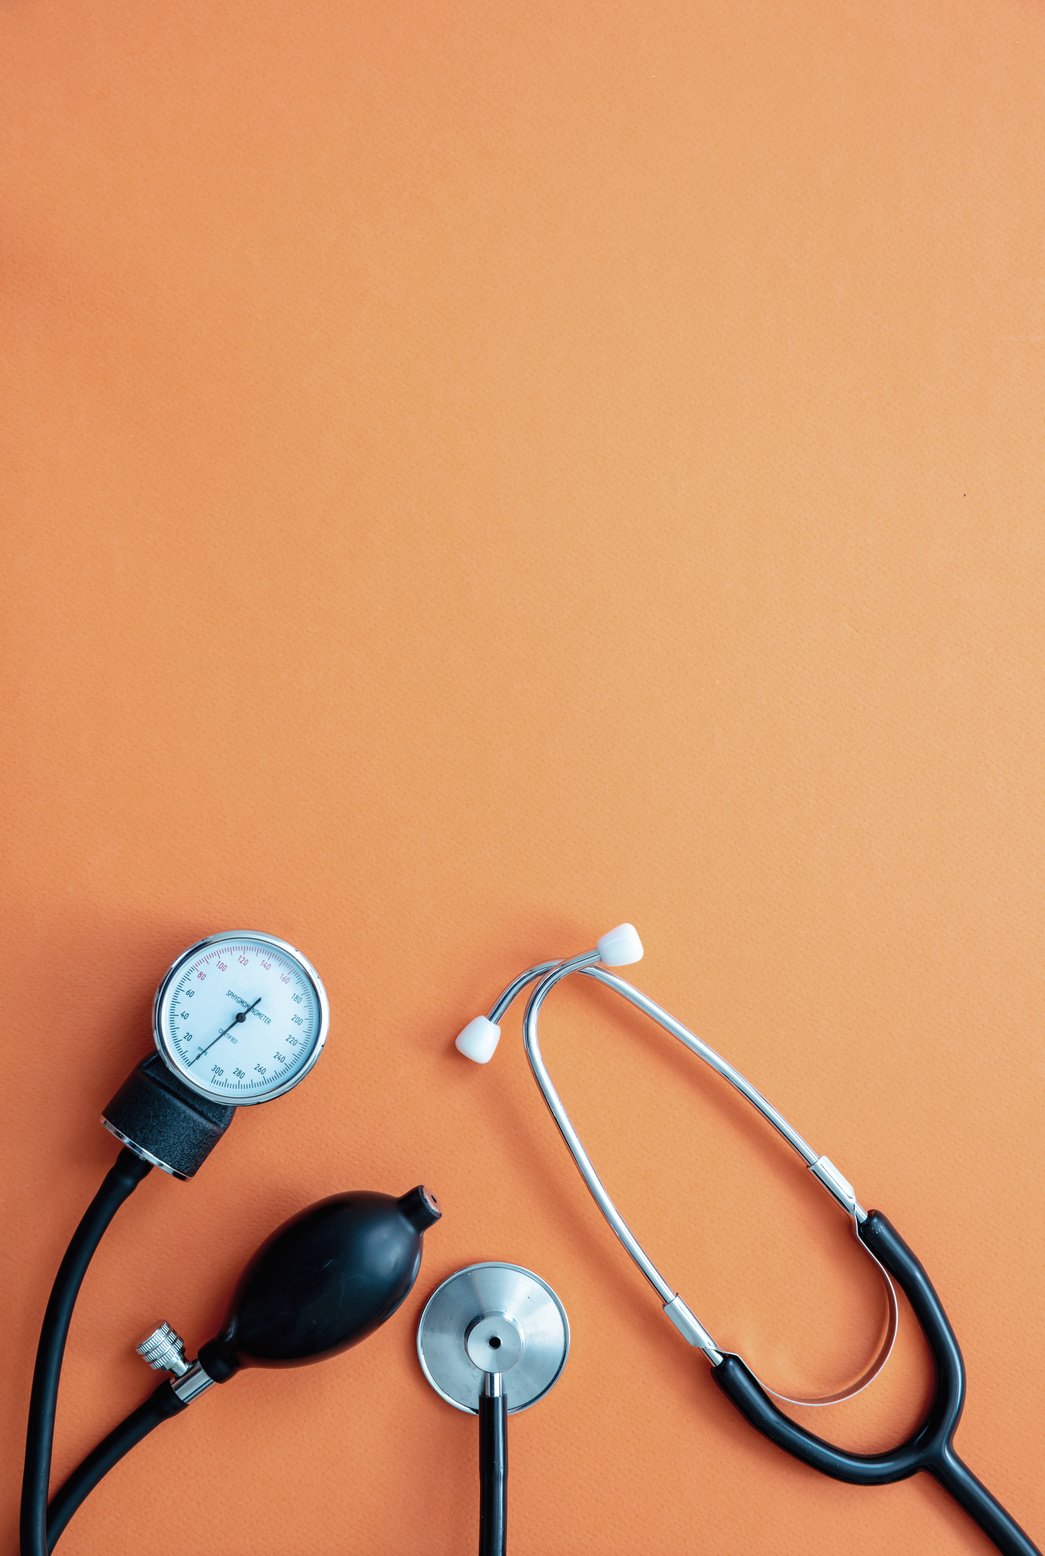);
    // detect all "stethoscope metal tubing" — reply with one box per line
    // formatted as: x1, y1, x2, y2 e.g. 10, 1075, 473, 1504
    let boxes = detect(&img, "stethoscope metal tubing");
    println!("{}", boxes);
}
488, 950, 896, 1398
523, 953, 681, 1312
492, 958, 828, 1172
